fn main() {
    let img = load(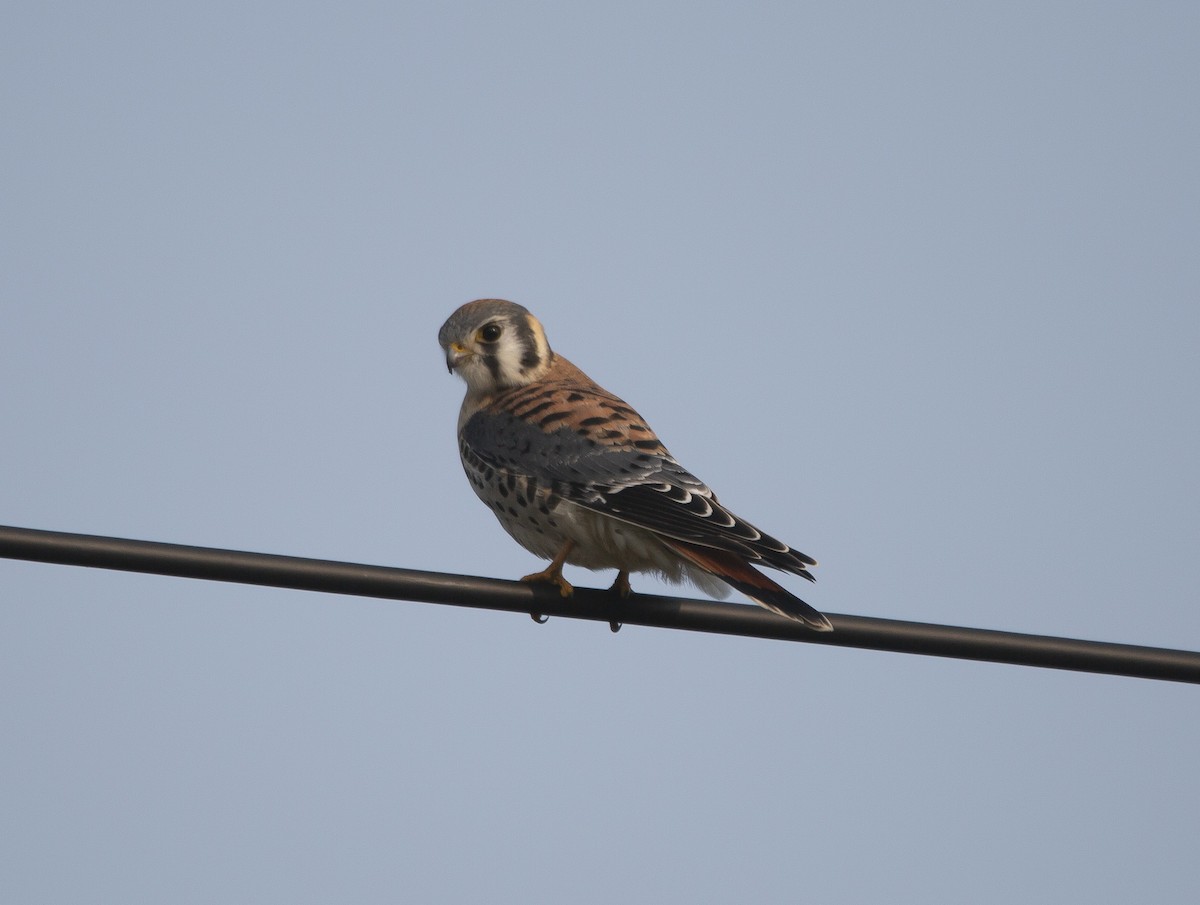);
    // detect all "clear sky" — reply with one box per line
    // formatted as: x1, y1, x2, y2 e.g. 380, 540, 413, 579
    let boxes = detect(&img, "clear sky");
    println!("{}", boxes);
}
3, 3, 1198, 903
